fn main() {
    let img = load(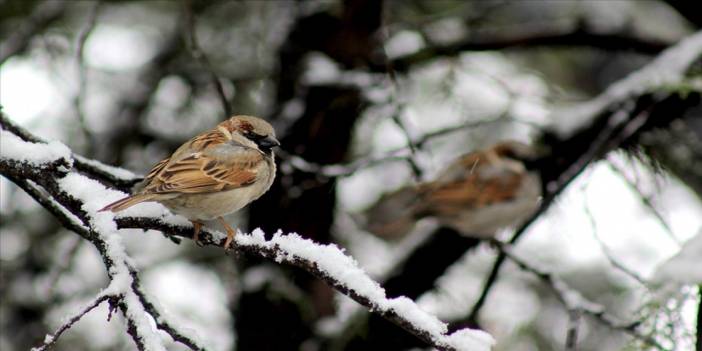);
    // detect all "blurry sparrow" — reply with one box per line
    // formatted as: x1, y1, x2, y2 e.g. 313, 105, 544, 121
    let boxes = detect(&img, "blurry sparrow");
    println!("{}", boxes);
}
101, 115, 280, 249
365, 141, 542, 239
